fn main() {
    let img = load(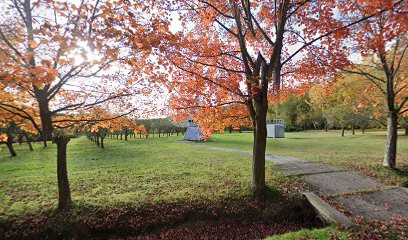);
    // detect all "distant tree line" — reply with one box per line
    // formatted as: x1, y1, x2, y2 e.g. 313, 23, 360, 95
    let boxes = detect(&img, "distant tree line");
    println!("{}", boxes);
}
135, 118, 186, 137
268, 76, 408, 136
